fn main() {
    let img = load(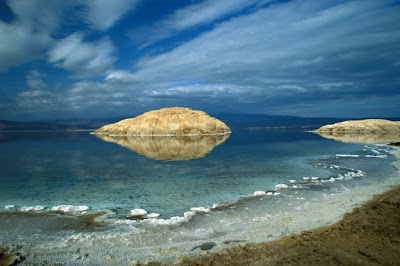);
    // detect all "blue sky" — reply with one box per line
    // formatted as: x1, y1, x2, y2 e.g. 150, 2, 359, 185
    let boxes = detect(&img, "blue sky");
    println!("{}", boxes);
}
0, 0, 399, 121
